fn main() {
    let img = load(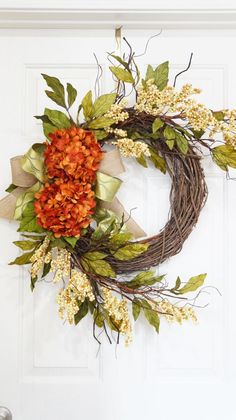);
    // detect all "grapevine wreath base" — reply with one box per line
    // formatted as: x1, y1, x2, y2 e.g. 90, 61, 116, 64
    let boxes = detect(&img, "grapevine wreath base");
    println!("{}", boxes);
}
93, 119, 208, 273
1, 40, 235, 346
